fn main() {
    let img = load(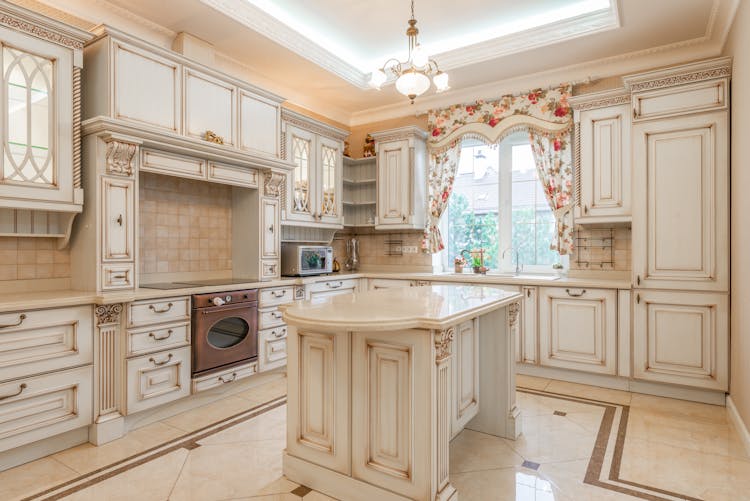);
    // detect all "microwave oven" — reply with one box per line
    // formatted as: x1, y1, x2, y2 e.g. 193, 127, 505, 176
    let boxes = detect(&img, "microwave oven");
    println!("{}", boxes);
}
280, 244, 333, 276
